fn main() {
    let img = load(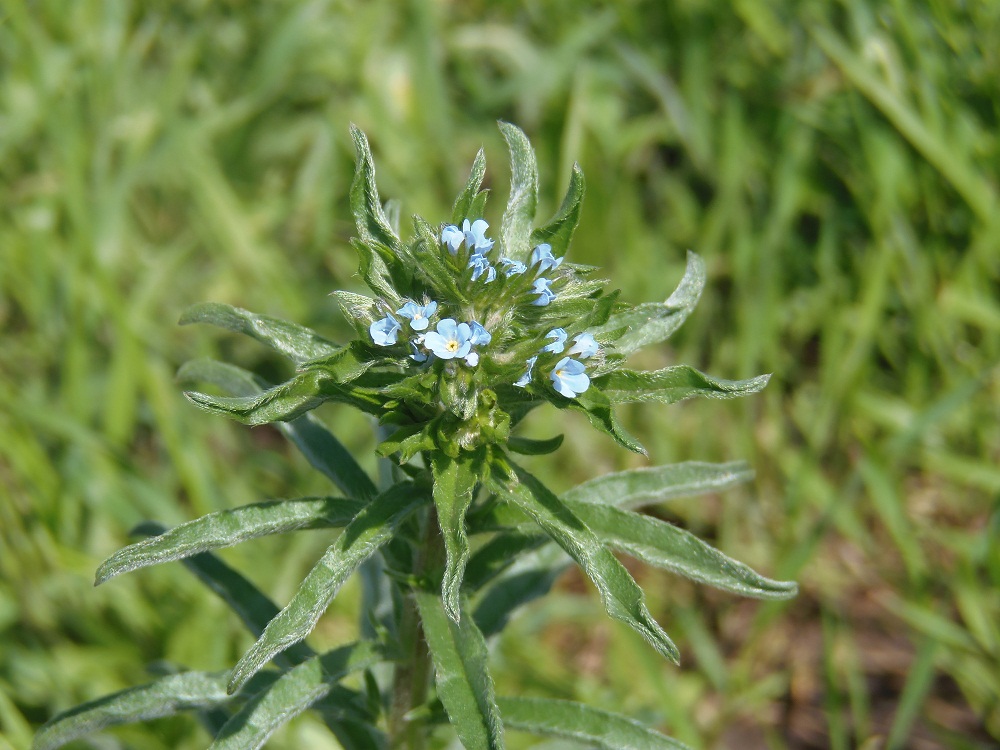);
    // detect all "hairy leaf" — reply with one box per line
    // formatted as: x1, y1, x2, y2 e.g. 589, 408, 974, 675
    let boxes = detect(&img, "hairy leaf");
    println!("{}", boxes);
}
507, 434, 564, 456
499, 121, 538, 259
228, 482, 425, 693
179, 302, 340, 363
595, 366, 770, 405
416, 592, 505, 750
350, 125, 403, 254
452, 148, 488, 225
431, 453, 480, 622
529, 162, 585, 259
566, 388, 647, 455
